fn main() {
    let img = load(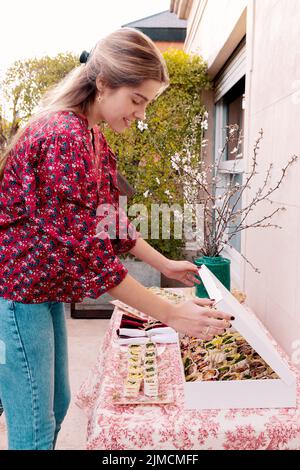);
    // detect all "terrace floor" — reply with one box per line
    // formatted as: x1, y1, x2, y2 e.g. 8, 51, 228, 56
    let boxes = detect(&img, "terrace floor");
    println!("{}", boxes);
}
0, 315, 109, 450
